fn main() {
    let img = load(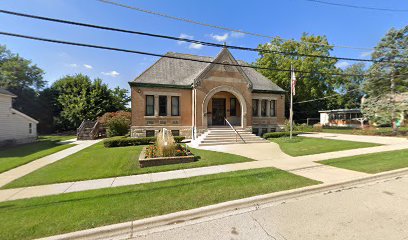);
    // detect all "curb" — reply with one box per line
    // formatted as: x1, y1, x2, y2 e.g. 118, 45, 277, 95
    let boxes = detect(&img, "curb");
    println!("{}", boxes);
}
38, 167, 408, 240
